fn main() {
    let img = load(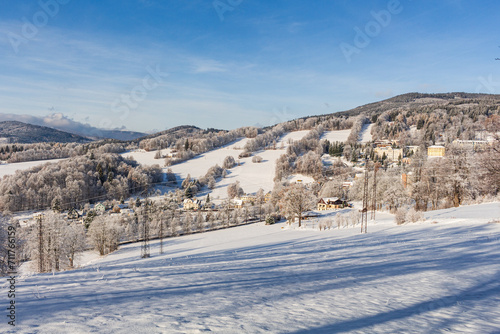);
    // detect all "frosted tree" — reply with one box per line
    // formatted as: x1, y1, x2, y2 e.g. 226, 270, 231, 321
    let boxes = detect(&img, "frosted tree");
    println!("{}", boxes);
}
0, 214, 11, 275
223, 155, 236, 169
24, 212, 68, 272
252, 155, 263, 163
207, 177, 216, 189
88, 215, 123, 256
479, 115, 500, 192
64, 222, 87, 267
319, 179, 345, 199
195, 212, 204, 232
280, 184, 317, 227
227, 181, 244, 199
255, 188, 265, 221
183, 212, 193, 234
